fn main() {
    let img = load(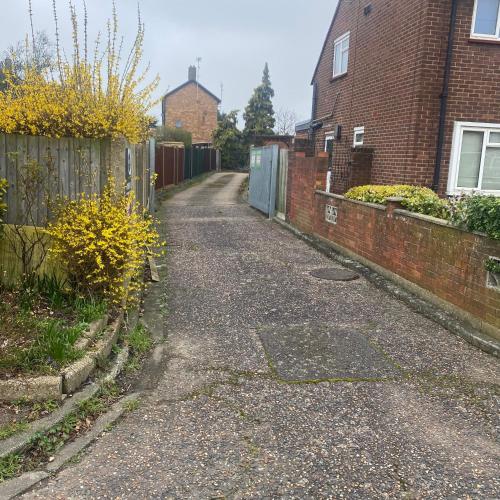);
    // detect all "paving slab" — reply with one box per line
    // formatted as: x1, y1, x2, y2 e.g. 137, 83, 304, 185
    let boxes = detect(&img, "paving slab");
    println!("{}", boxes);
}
259, 323, 399, 381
